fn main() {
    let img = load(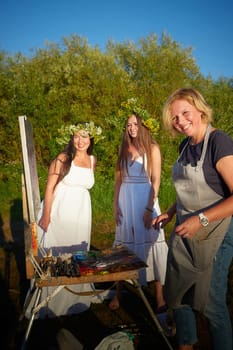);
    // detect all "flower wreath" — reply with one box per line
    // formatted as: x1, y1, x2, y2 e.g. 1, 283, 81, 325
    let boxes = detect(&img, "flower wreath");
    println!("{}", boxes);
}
118, 98, 160, 136
56, 121, 104, 146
